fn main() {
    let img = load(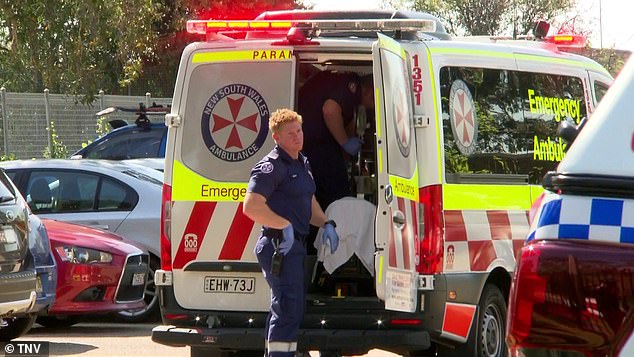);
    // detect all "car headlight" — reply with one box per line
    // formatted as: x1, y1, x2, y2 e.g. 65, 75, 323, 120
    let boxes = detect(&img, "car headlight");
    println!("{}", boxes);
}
55, 245, 113, 264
